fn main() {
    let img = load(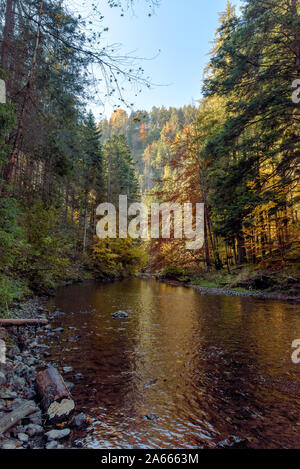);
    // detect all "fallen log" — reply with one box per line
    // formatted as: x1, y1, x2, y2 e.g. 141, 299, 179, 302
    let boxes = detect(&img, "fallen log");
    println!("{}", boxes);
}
0, 319, 48, 327
36, 366, 75, 422
0, 402, 37, 435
